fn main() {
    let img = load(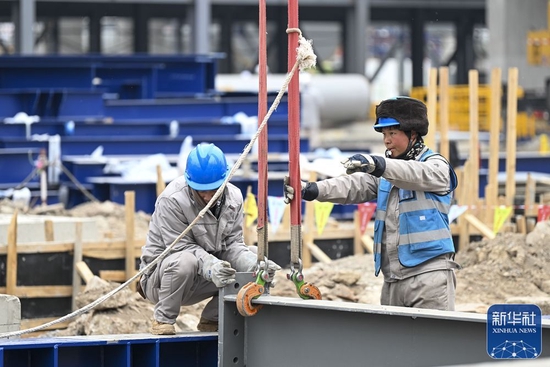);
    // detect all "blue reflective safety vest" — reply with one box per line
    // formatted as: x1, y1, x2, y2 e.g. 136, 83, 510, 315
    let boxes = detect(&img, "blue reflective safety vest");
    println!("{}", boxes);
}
373, 150, 458, 276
